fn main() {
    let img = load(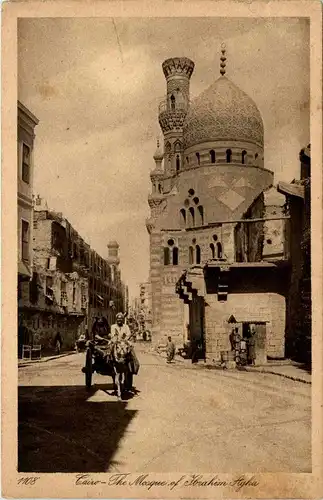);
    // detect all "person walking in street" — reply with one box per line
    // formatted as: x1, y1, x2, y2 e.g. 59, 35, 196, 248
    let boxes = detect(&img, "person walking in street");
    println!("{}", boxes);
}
54, 332, 62, 355
166, 336, 176, 363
